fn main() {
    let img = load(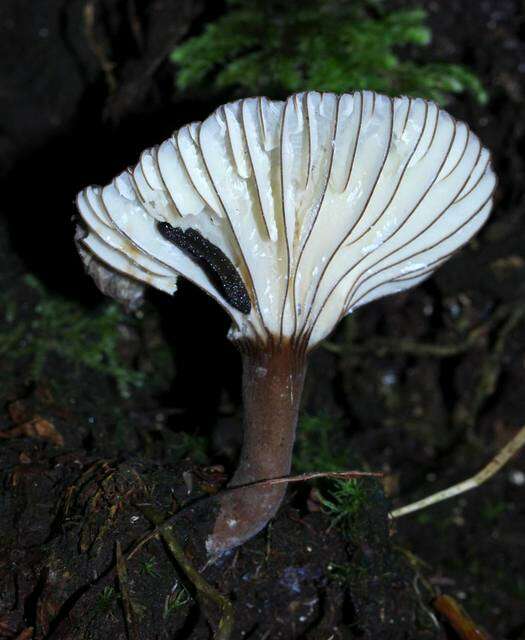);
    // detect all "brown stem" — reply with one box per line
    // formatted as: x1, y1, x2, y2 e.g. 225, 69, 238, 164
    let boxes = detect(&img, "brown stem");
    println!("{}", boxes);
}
206, 338, 307, 556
